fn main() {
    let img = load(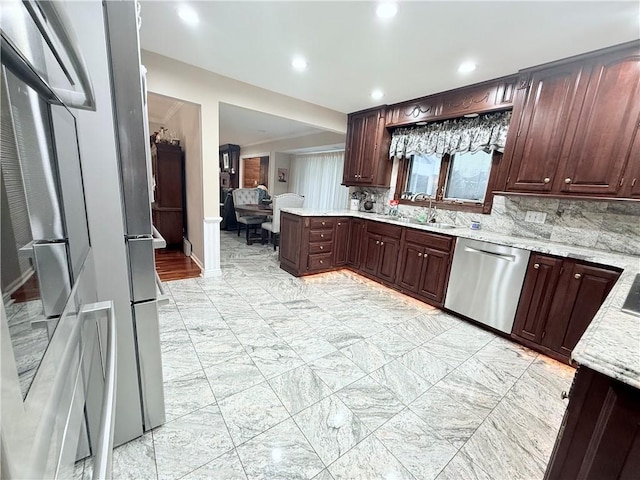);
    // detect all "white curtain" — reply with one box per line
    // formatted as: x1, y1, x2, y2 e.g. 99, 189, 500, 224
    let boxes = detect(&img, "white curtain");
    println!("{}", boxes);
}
289, 151, 349, 210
